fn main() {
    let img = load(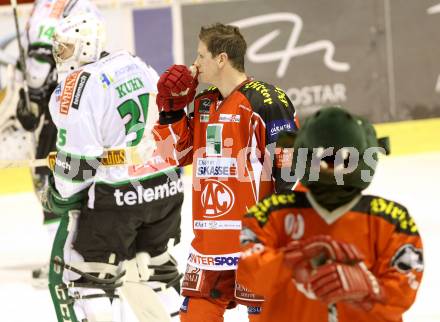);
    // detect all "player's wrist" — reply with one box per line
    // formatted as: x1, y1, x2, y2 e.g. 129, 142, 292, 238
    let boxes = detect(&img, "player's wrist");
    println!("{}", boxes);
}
158, 110, 186, 125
